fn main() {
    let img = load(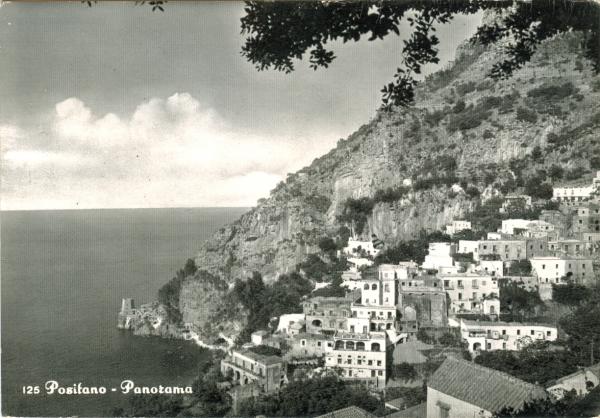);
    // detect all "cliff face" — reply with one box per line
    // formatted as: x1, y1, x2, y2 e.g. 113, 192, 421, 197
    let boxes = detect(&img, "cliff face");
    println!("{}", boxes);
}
182, 30, 600, 340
